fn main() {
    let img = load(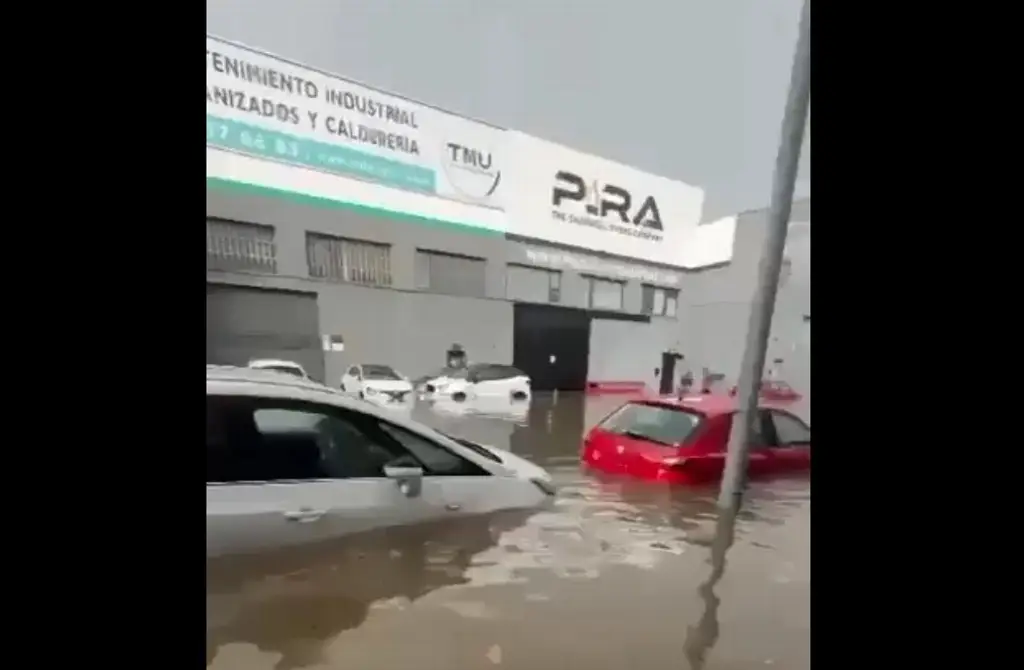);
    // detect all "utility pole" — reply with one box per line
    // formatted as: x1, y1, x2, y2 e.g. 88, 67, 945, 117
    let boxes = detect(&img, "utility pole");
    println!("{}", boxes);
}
718, 0, 811, 511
